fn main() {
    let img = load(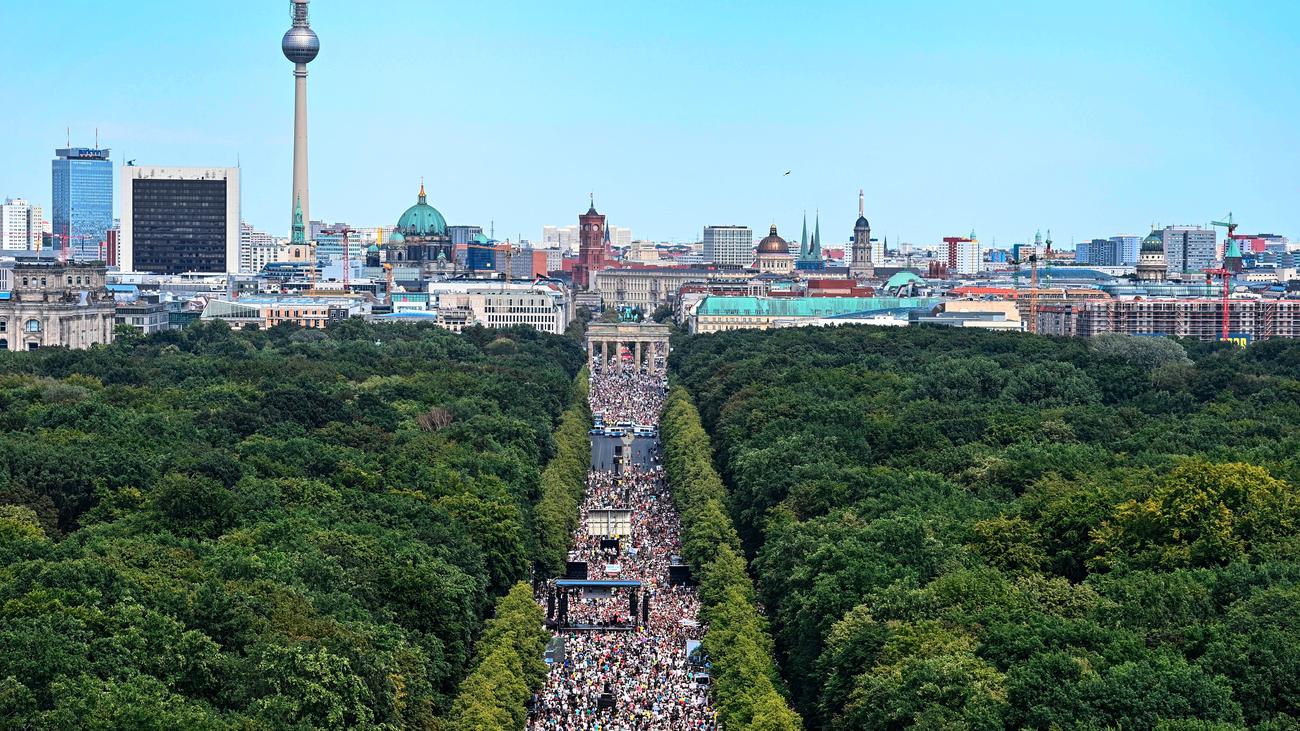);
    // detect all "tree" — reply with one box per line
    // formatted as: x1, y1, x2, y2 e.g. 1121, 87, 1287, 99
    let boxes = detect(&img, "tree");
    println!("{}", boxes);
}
1092, 461, 1300, 570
